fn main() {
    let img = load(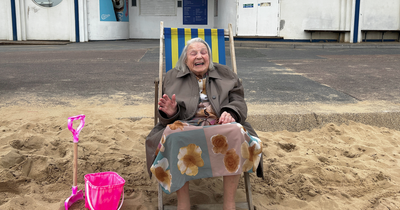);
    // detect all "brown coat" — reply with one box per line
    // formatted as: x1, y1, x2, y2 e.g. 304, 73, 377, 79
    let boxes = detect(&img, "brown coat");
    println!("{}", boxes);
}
145, 63, 264, 178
